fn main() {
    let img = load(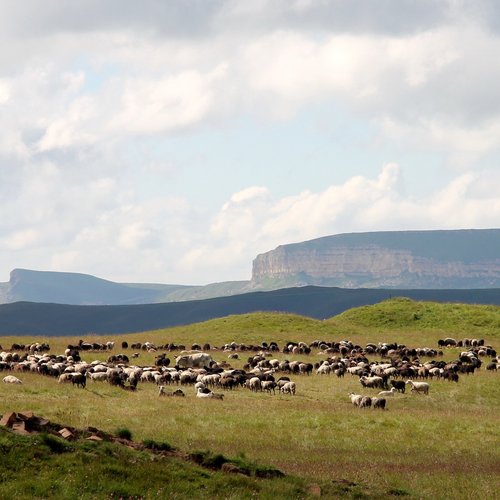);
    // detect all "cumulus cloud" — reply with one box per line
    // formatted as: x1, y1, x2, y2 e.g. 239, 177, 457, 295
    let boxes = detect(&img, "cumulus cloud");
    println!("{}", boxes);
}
0, 1, 499, 284
182, 165, 500, 281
